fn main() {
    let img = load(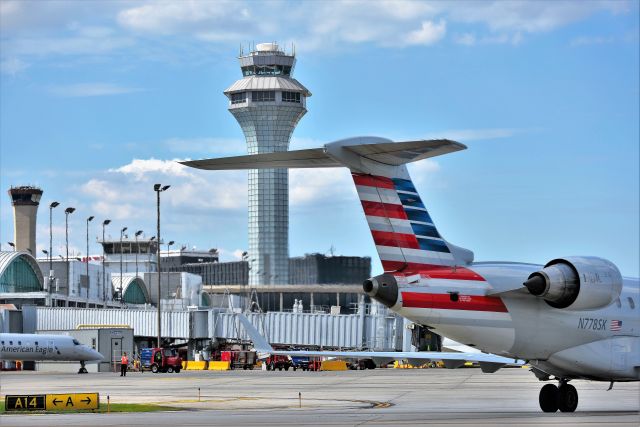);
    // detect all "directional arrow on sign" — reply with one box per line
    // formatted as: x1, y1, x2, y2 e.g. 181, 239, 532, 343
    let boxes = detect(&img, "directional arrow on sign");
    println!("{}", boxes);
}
52, 398, 61, 406
81, 397, 92, 404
